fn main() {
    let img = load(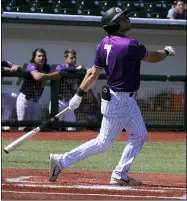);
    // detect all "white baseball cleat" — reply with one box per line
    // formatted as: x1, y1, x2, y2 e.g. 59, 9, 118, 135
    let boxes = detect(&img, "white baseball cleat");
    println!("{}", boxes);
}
18, 127, 26, 131
110, 176, 142, 186
2, 126, 10, 131
66, 127, 76, 131
49, 154, 62, 182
